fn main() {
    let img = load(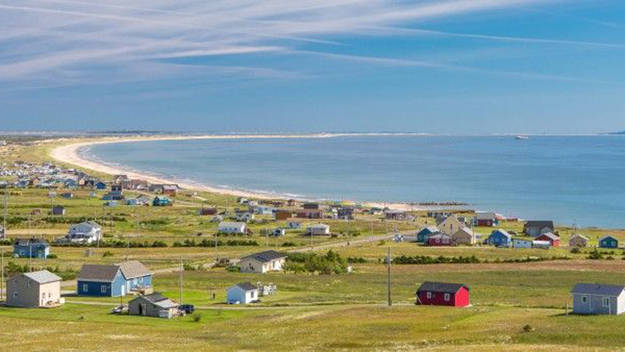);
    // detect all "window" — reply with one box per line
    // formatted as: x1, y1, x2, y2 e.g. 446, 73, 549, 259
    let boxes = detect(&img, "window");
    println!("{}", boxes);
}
581, 295, 588, 304
101, 285, 107, 294
426, 292, 432, 299
603, 297, 610, 308
82, 284, 88, 292
444, 293, 450, 301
